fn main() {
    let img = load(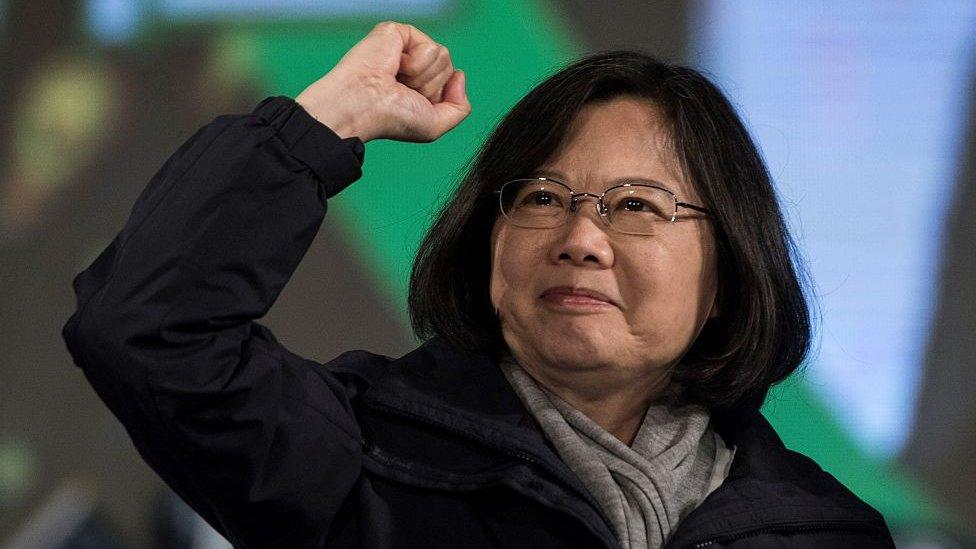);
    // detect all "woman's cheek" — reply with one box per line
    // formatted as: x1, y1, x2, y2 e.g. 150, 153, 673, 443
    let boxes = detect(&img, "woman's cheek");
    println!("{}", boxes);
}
491, 266, 521, 322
